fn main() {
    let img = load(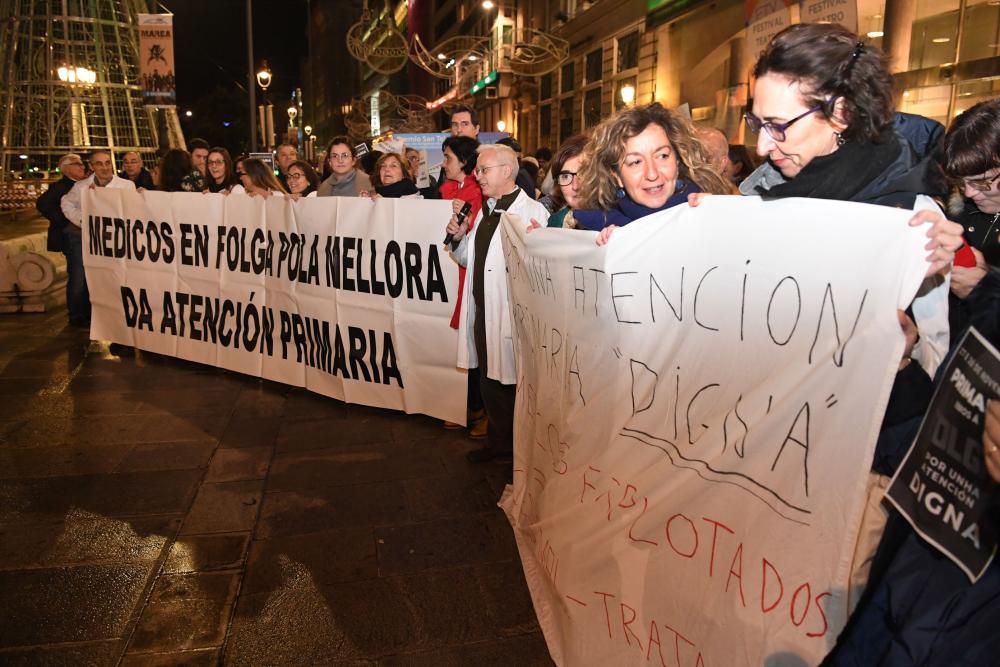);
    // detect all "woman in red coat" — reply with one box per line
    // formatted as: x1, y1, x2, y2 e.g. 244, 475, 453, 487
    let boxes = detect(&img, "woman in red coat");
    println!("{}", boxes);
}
437, 135, 486, 435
